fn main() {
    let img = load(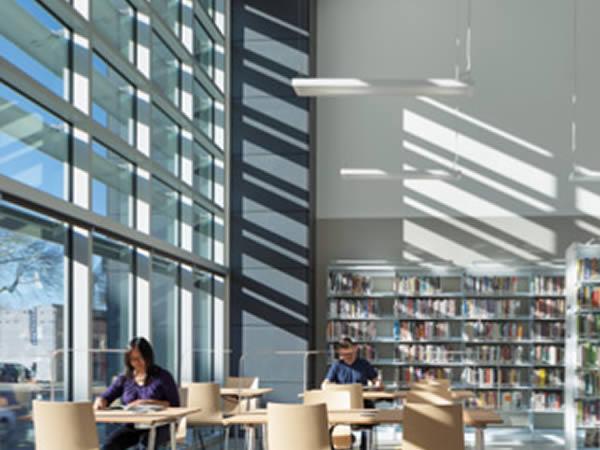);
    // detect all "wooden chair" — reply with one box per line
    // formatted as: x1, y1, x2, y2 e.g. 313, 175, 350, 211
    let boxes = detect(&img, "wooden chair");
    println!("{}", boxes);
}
403, 402, 465, 450
303, 390, 353, 449
33, 401, 99, 450
224, 376, 259, 414
183, 383, 229, 450
322, 383, 364, 408
406, 388, 453, 405
267, 403, 333, 450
